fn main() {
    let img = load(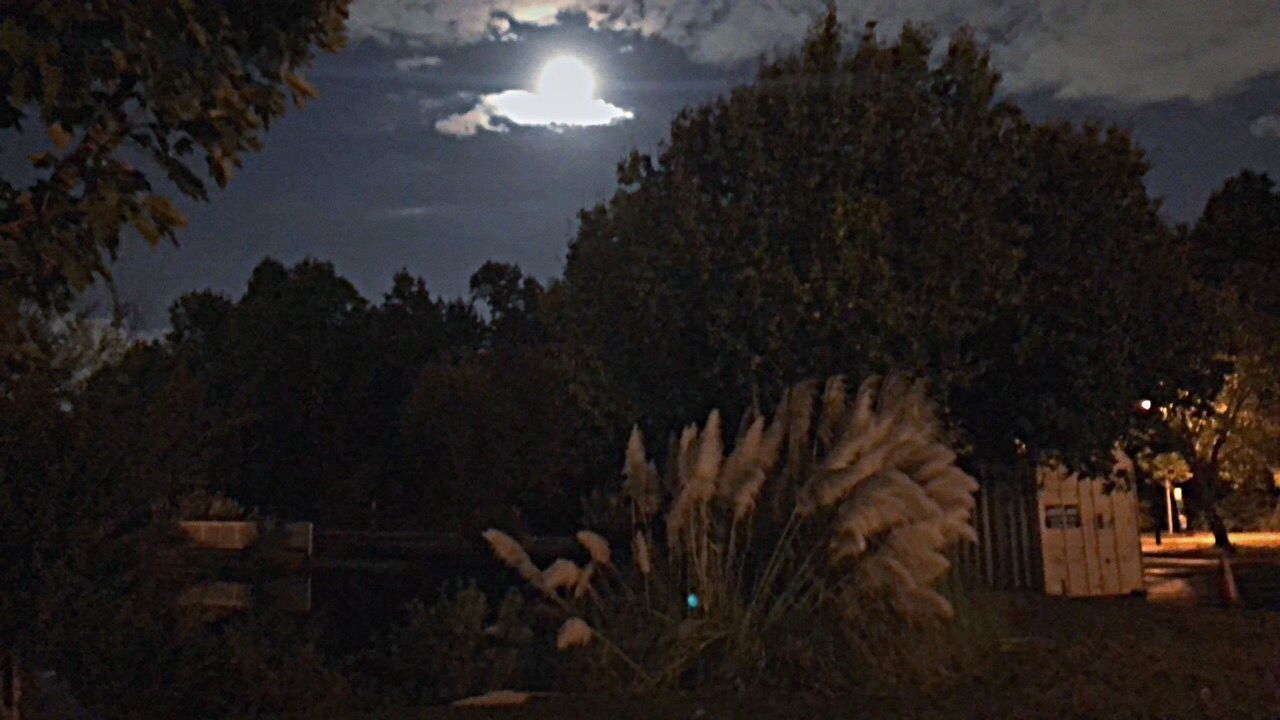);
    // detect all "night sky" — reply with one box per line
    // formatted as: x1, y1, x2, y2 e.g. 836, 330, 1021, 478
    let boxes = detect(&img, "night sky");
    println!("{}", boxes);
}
53, 2, 1280, 327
